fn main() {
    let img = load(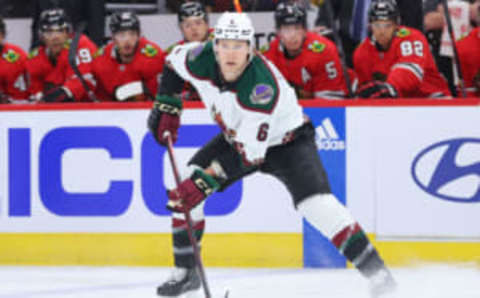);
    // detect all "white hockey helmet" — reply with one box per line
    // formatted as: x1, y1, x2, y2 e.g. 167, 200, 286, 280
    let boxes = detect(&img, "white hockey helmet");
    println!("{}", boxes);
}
213, 12, 255, 58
